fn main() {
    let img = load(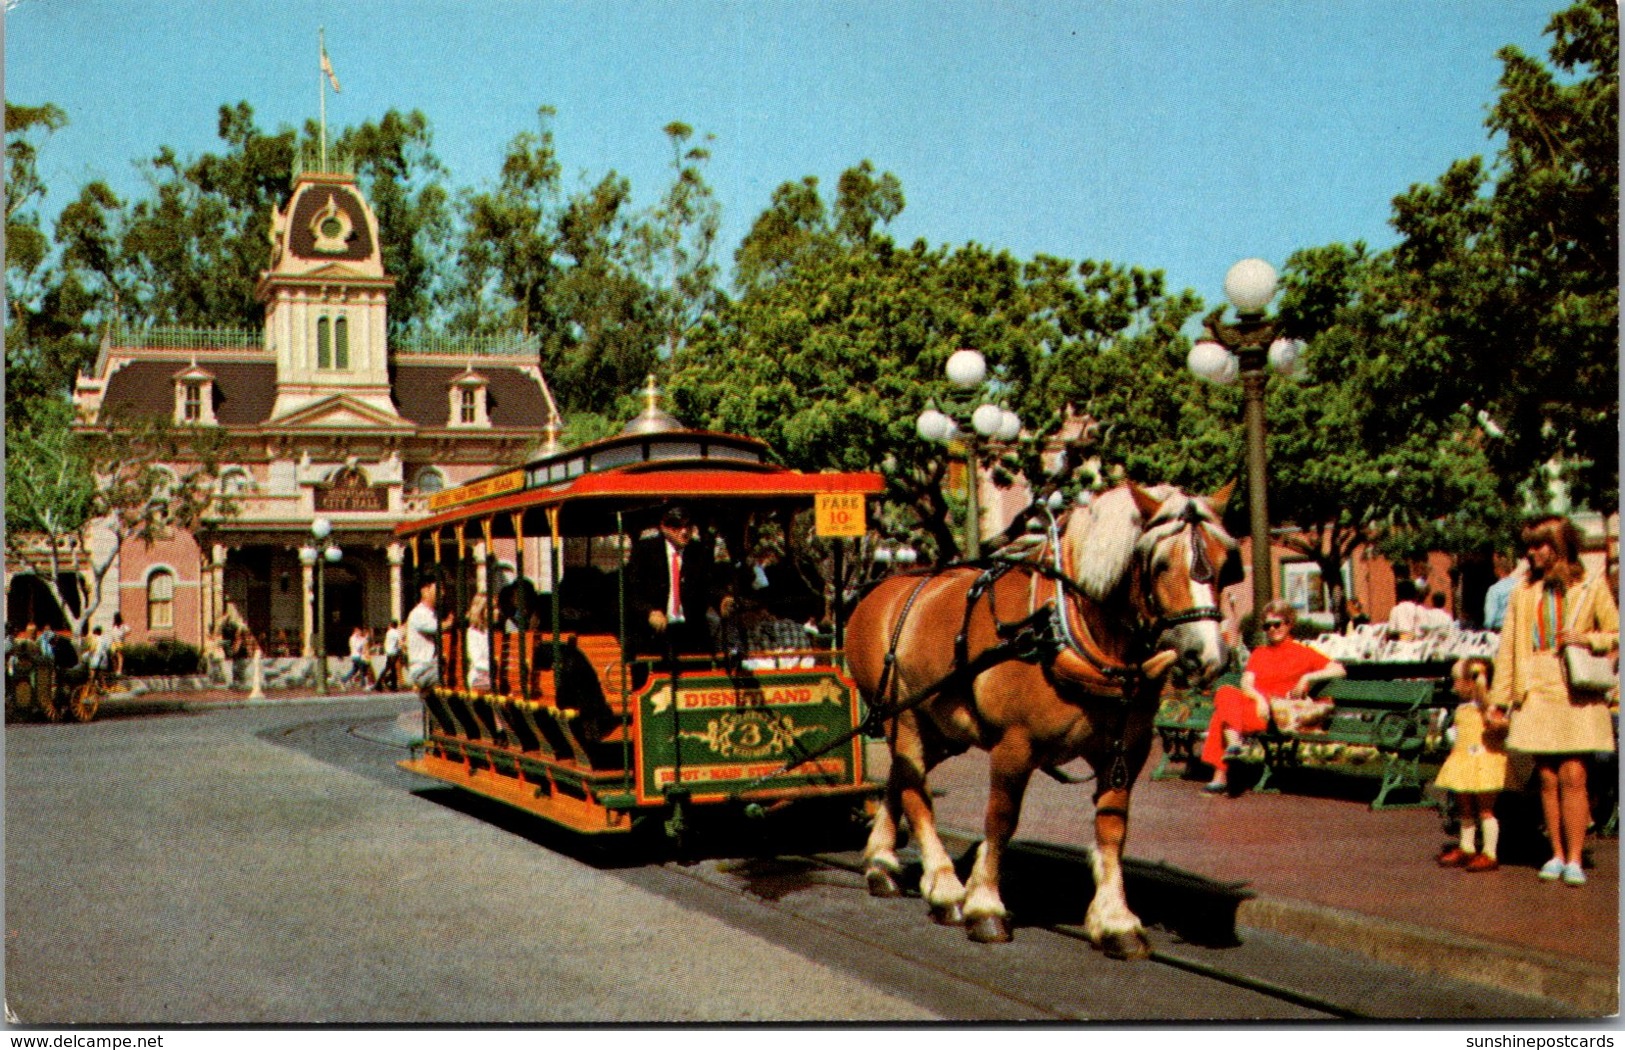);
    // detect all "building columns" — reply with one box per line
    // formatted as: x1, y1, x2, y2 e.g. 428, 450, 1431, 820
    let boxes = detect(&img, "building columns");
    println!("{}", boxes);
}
387, 543, 404, 625
299, 551, 316, 659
